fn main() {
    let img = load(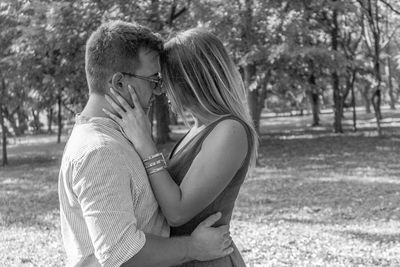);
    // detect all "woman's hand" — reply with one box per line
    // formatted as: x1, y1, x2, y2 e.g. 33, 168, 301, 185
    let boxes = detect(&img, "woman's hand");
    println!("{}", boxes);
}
103, 85, 157, 158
